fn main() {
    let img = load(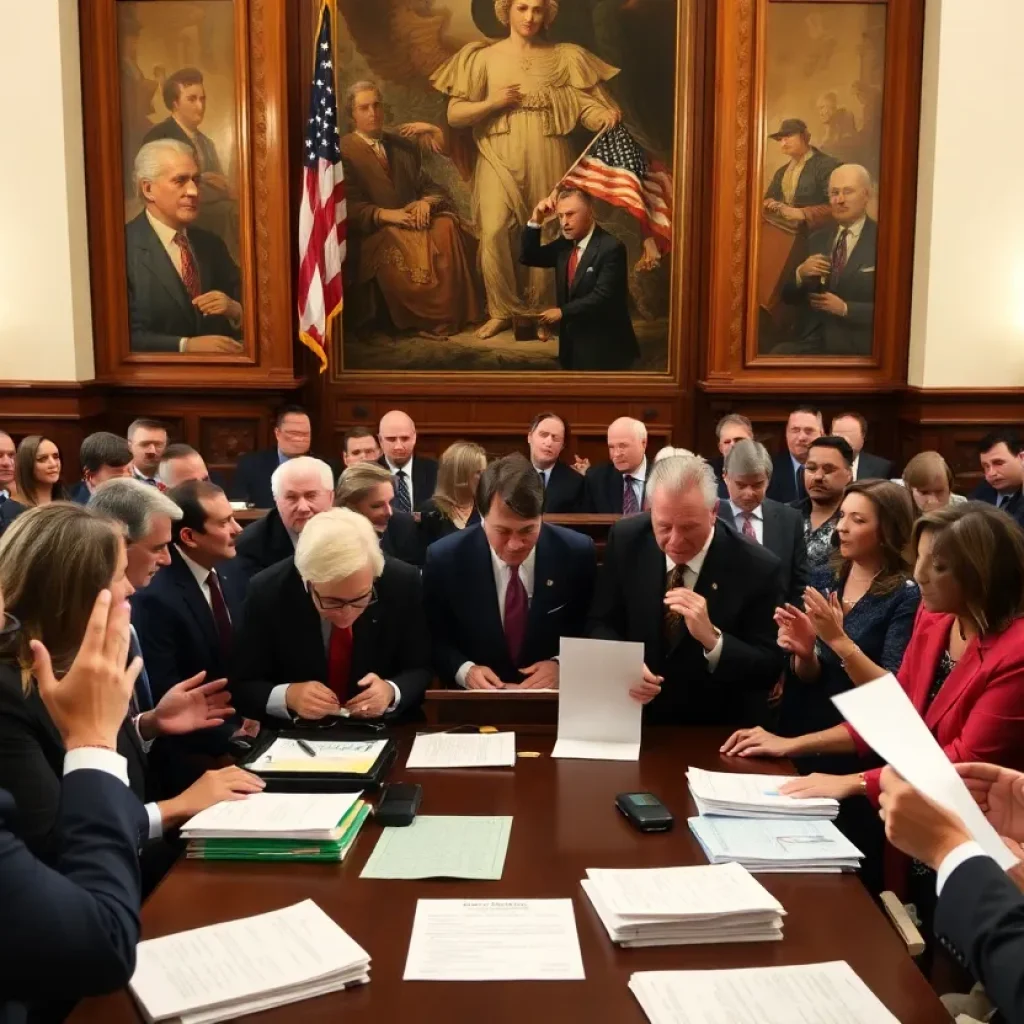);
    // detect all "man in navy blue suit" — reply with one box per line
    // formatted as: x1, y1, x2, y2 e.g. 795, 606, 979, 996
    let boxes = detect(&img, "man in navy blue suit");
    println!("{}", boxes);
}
973, 431, 1024, 526
423, 453, 596, 689
233, 405, 317, 509
69, 432, 134, 504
